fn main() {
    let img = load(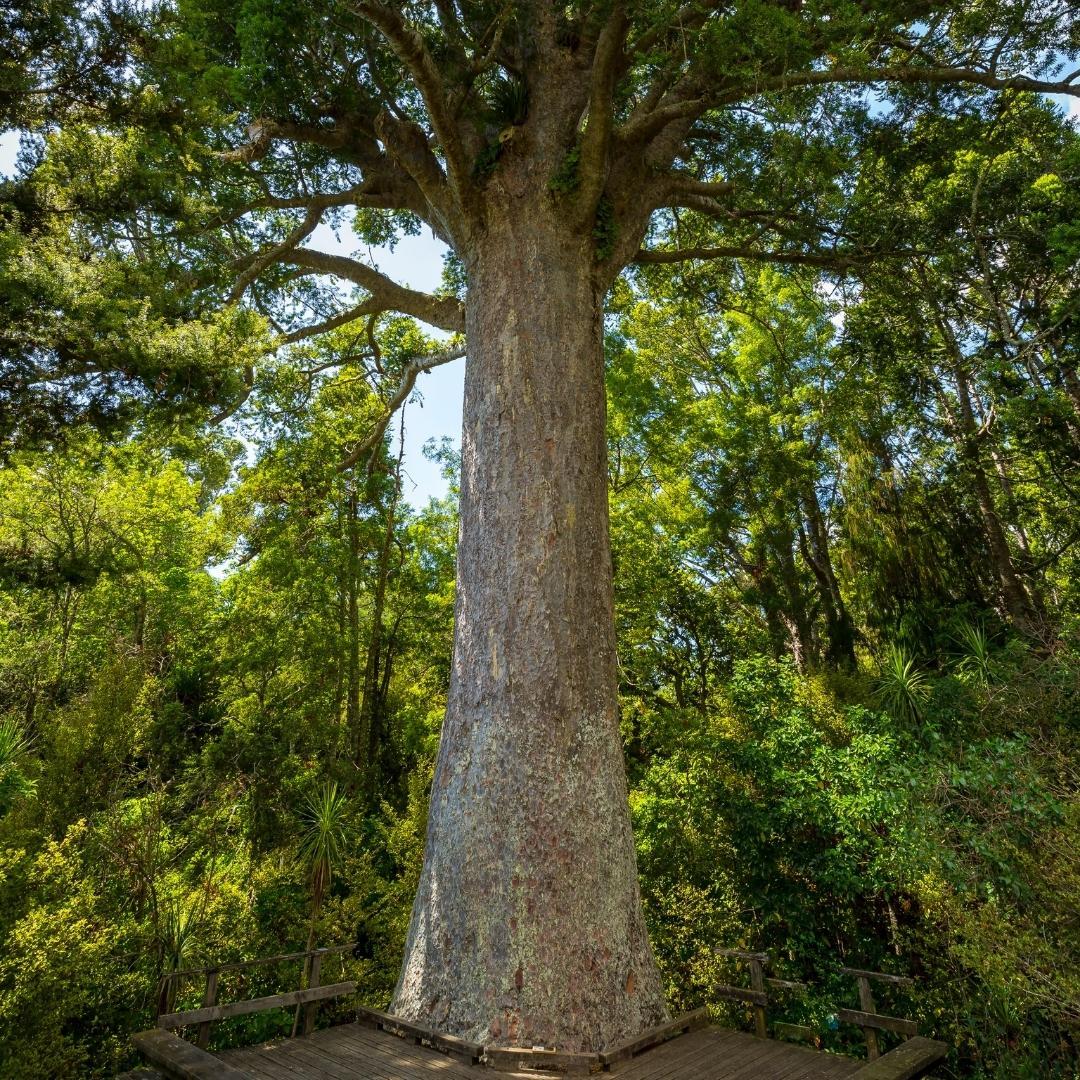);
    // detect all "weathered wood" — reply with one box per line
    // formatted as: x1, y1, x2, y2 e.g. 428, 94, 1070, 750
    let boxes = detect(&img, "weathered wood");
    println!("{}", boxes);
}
301, 950, 324, 1037
133, 1028, 250, 1080
772, 1021, 818, 1045
196, 970, 219, 1050
856, 975, 881, 1059
598, 1007, 710, 1066
219, 1022, 872, 1080
748, 958, 768, 1039
765, 977, 807, 992
848, 1037, 947, 1080
837, 1009, 920, 1038
157, 981, 355, 1029
715, 949, 770, 961
354, 1004, 485, 1062
169, 942, 360, 980
840, 968, 914, 988
482, 1045, 601, 1074
712, 985, 769, 1007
